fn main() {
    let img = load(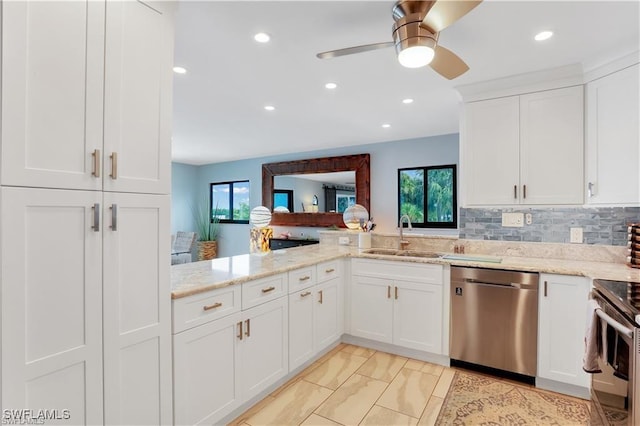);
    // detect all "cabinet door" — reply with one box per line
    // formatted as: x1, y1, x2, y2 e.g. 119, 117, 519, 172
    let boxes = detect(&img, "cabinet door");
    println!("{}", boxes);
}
1, 1, 104, 190
289, 290, 315, 371
1, 187, 103, 424
393, 280, 443, 353
239, 297, 288, 401
103, 193, 172, 425
350, 275, 393, 343
314, 278, 343, 352
173, 312, 242, 426
586, 64, 640, 205
520, 86, 584, 204
103, 1, 174, 194
538, 274, 591, 387
462, 97, 520, 205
